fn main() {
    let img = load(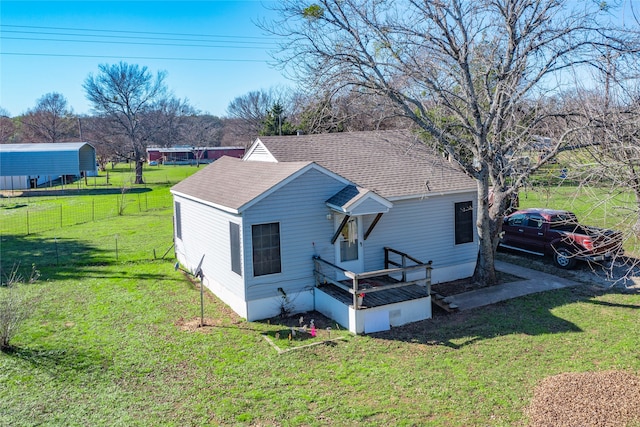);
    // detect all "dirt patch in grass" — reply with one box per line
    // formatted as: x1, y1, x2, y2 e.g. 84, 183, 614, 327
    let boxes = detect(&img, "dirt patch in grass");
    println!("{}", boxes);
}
527, 370, 640, 427
175, 317, 221, 332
